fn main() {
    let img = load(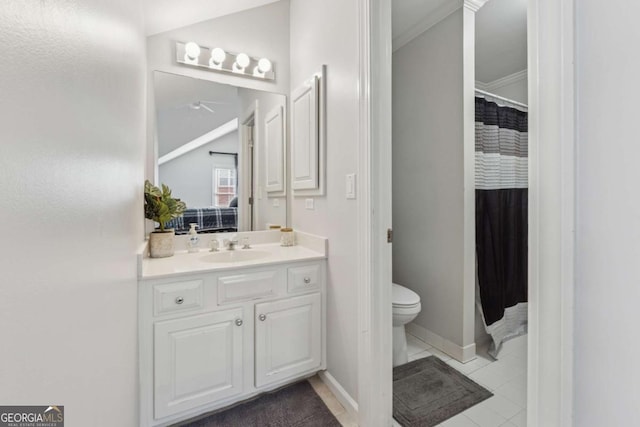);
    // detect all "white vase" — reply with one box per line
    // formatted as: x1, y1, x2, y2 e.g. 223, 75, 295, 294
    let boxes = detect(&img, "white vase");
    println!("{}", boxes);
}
149, 229, 175, 258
